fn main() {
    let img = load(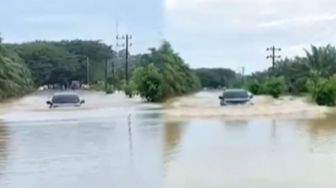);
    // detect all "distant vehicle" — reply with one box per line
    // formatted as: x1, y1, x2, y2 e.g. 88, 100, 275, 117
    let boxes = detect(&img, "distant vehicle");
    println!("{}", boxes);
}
71, 80, 81, 90
46, 92, 85, 108
219, 89, 253, 106
81, 84, 90, 89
